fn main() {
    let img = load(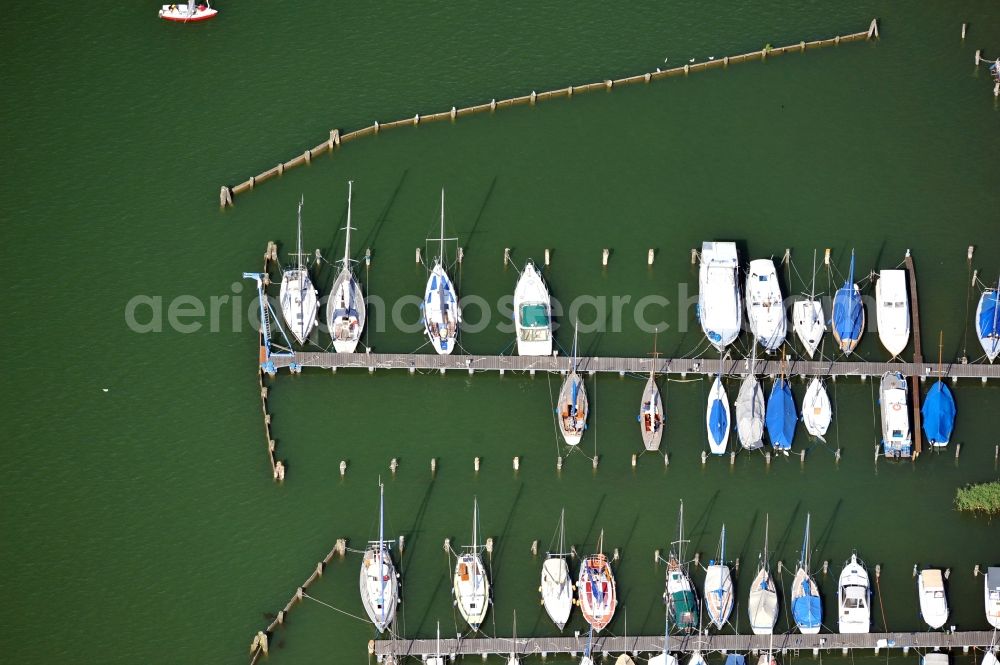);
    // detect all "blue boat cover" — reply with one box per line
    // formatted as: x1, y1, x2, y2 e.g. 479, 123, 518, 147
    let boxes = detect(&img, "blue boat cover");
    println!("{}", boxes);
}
921, 380, 956, 444
710, 399, 728, 444
979, 290, 999, 339
832, 284, 863, 342
792, 589, 822, 628
766, 378, 795, 450
726, 655, 747, 665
